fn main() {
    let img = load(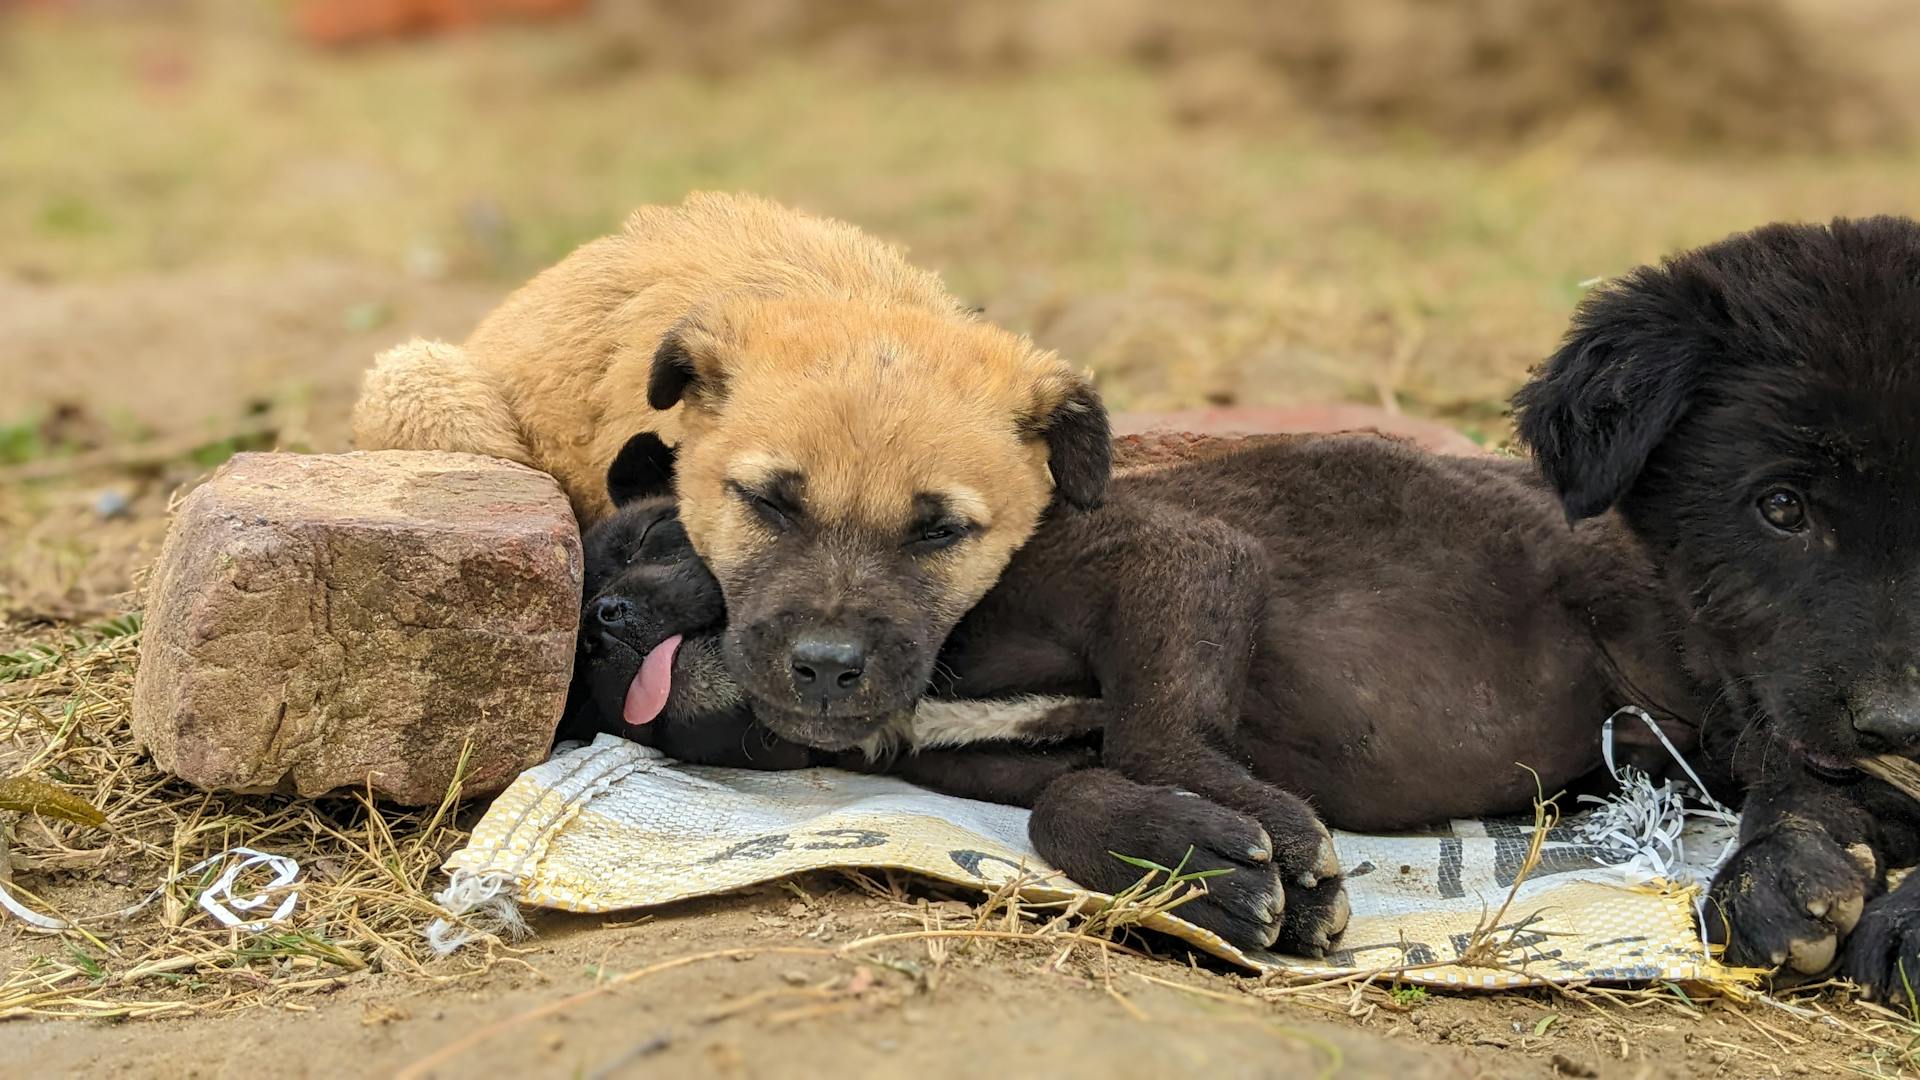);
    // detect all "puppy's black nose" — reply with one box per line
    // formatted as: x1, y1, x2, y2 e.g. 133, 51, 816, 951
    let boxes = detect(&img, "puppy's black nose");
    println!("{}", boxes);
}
789, 634, 866, 706
591, 595, 635, 630
1851, 684, 1920, 746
